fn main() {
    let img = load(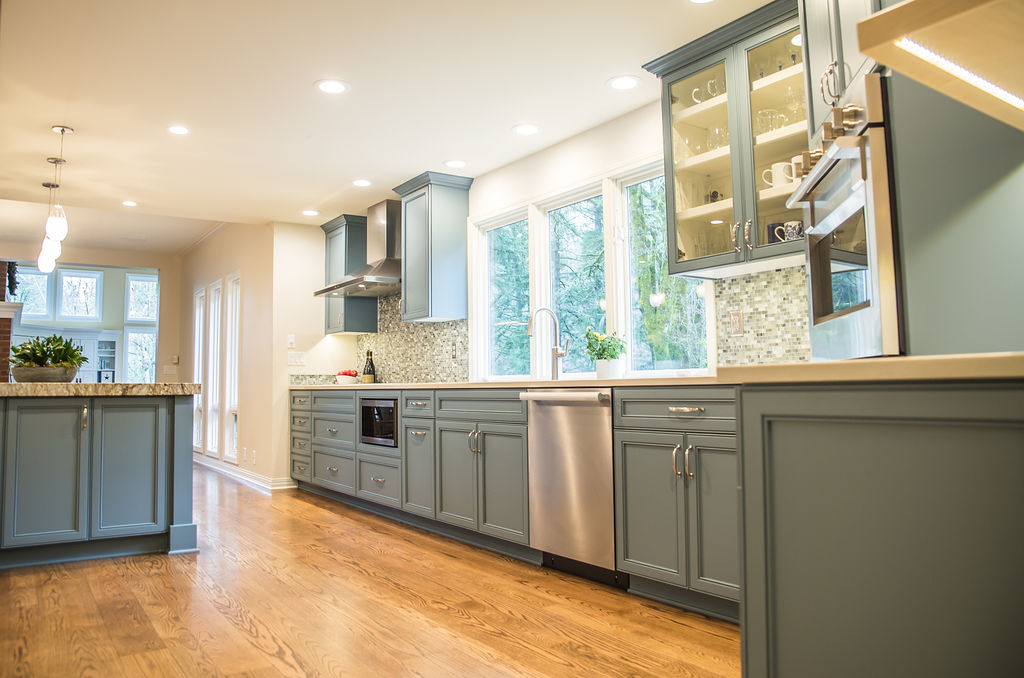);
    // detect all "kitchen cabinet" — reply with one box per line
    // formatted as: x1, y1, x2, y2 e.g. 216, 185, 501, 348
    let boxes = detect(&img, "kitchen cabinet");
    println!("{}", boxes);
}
402, 417, 435, 519
612, 388, 740, 602
644, 1, 811, 278
321, 214, 377, 334
798, 0, 881, 145
356, 451, 401, 508
289, 390, 312, 483
392, 172, 473, 322
740, 381, 1024, 677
